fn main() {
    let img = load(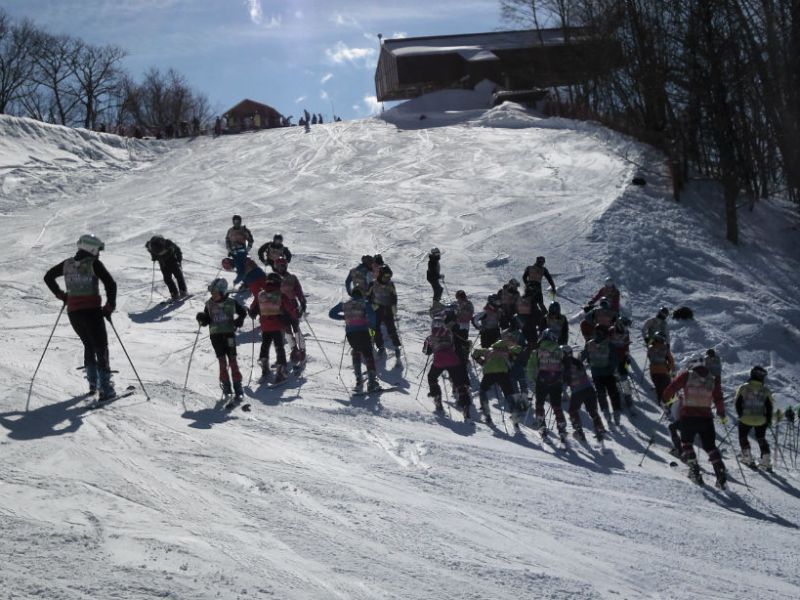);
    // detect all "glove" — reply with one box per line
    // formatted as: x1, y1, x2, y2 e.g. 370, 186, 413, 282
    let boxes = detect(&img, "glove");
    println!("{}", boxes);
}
248, 306, 258, 319
102, 303, 115, 318
196, 312, 209, 326
234, 316, 245, 329
439, 275, 445, 281
299, 304, 307, 317
719, 415, 728, 425
56, 291, 68, 304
